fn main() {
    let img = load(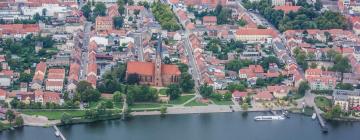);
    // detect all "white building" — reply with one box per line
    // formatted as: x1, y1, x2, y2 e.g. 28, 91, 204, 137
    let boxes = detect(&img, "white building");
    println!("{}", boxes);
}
0, 75, 11, 87
21, 4, 72, 18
